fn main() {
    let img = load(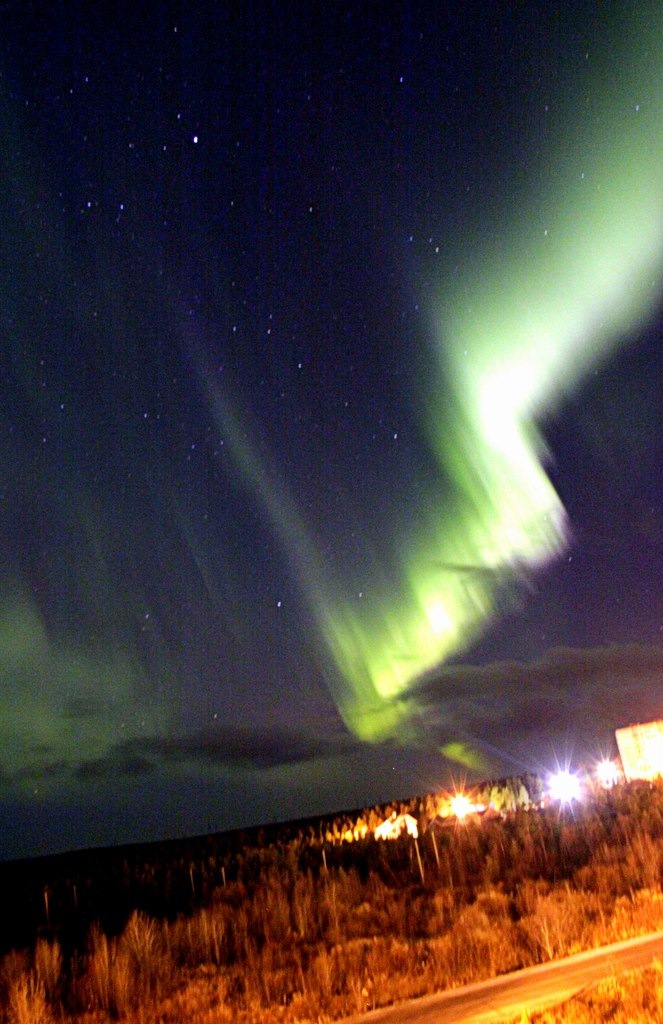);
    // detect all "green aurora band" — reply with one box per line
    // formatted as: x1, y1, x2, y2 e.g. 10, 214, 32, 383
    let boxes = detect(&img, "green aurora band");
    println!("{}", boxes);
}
211, 7, 663, 754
